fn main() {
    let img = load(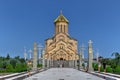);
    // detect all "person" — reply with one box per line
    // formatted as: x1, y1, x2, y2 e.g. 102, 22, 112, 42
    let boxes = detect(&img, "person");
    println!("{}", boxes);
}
60, 64, 62, 68
98, 62, 101, 72
63, 63, 64, 67
103, 62, 106, 73
58, 62, 60, 67
28, 71, 31, 77
27, 70, 31, 77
